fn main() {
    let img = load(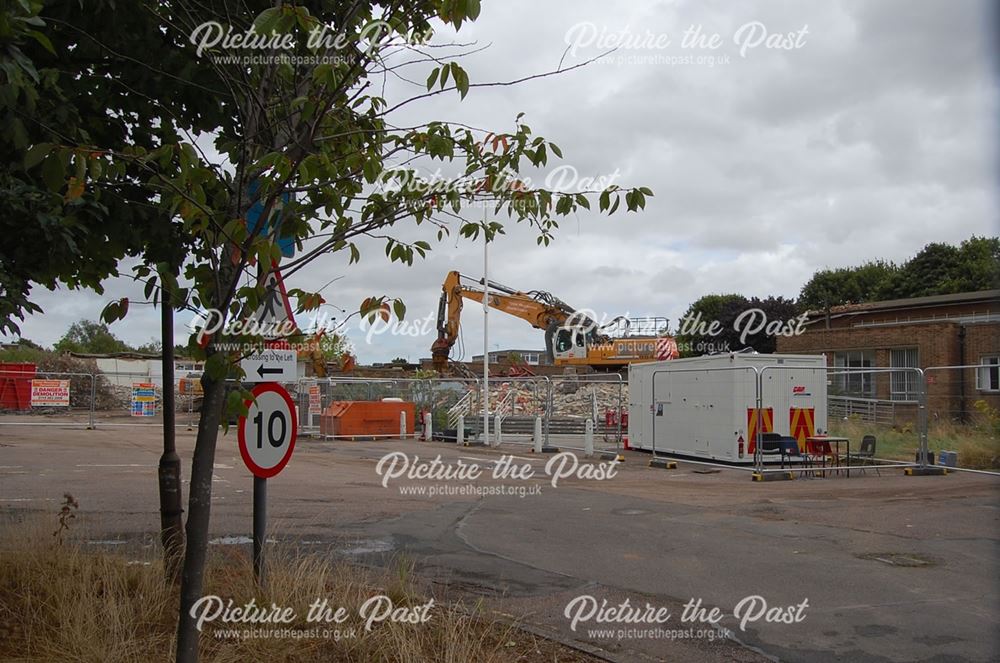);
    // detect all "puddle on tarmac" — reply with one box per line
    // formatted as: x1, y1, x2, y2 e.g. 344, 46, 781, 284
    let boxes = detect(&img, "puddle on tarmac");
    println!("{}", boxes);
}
341, 538, 394, 555
209, 536, 277, 545
857, 552, 939, 568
